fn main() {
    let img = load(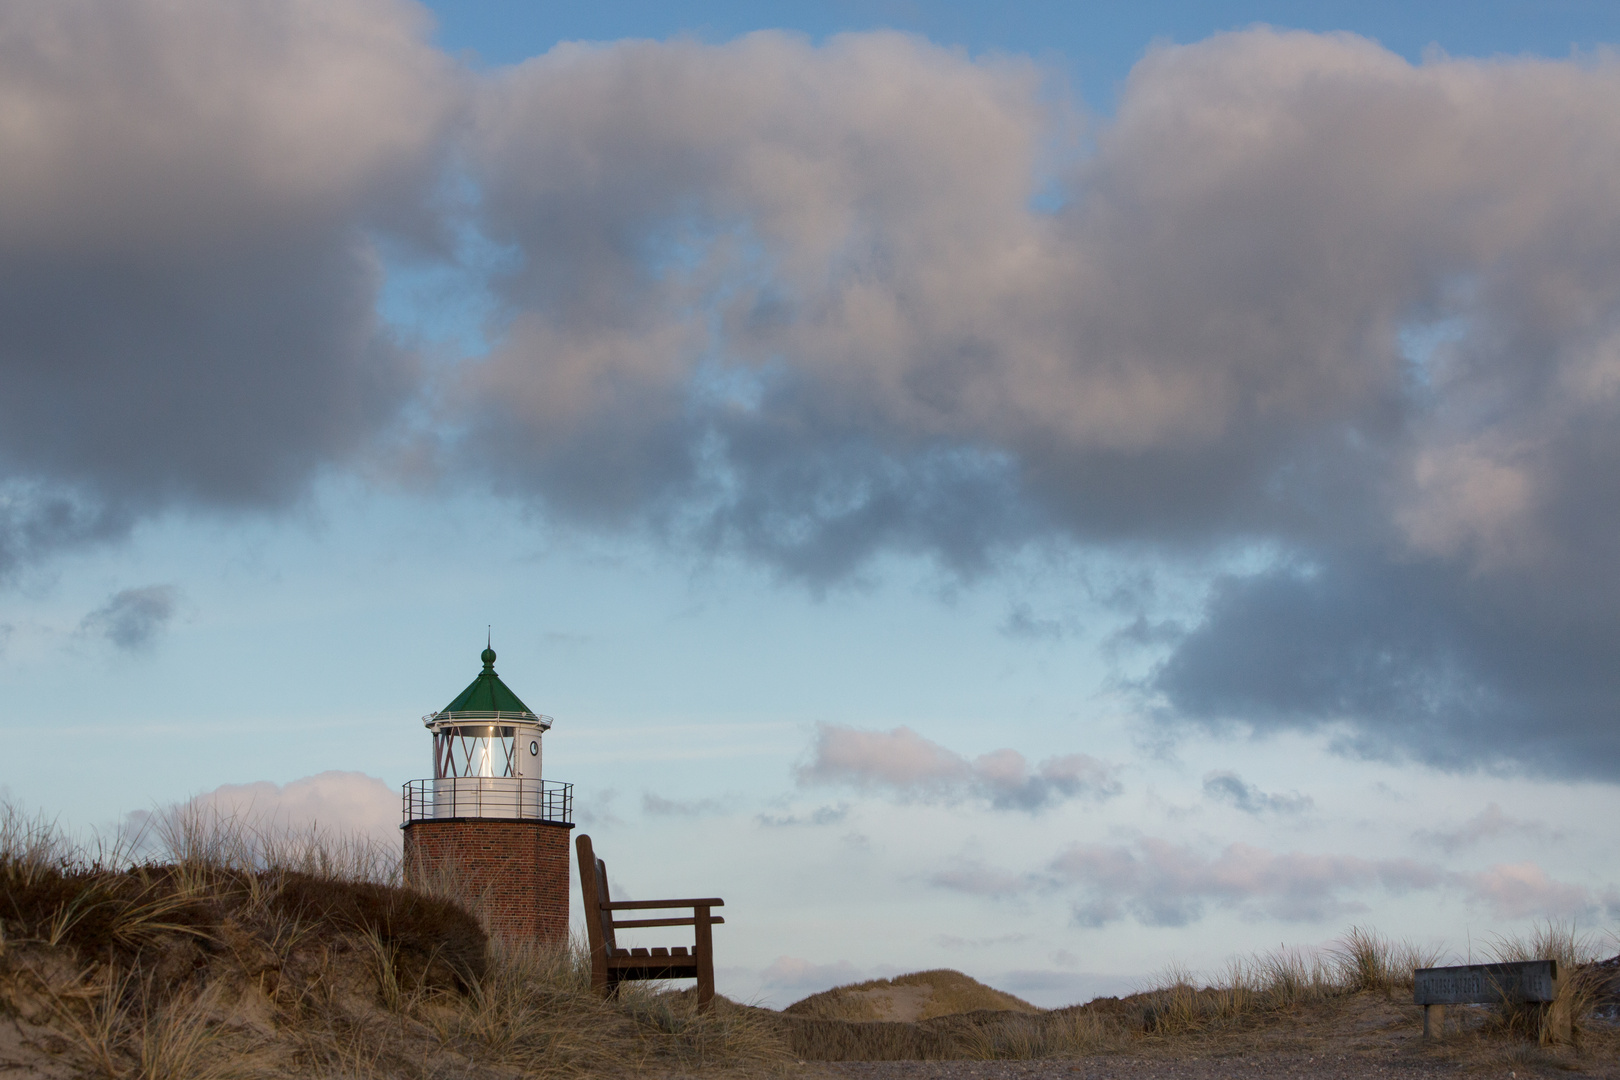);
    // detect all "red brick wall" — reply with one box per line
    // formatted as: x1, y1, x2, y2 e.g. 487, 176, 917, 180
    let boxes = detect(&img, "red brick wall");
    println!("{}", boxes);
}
402, 819, 573, 945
